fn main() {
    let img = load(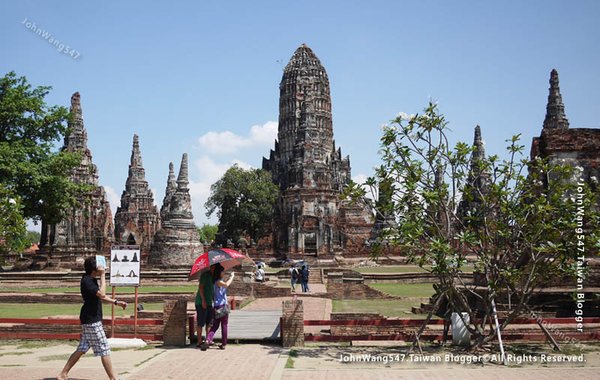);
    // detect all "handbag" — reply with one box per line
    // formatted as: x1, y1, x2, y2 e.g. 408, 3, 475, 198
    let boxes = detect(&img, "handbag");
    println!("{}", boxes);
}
214, 304, 230, 320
